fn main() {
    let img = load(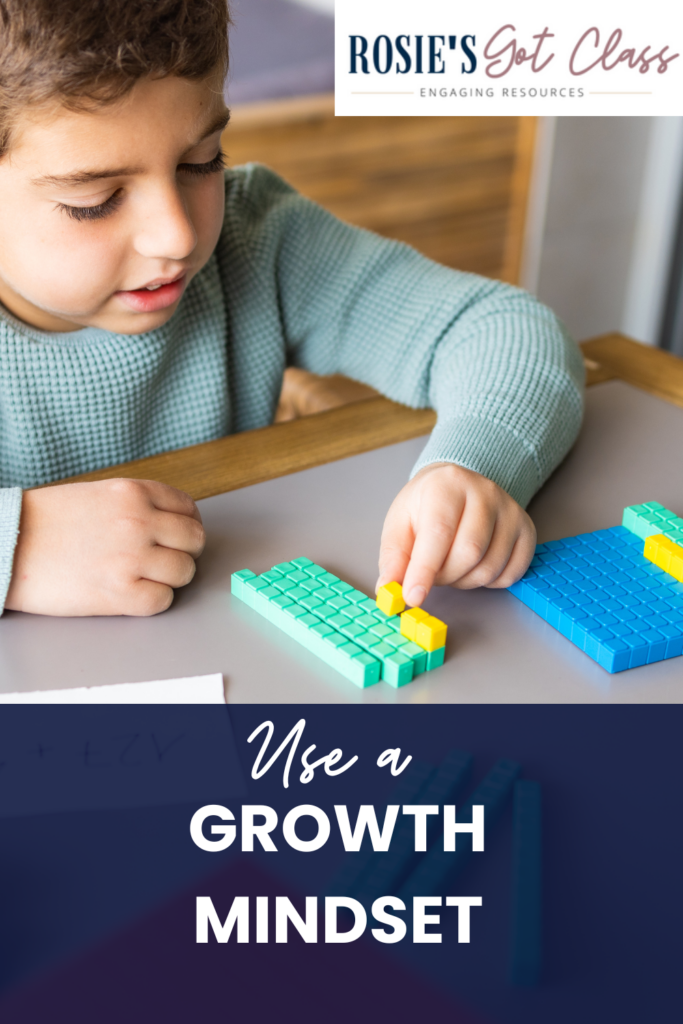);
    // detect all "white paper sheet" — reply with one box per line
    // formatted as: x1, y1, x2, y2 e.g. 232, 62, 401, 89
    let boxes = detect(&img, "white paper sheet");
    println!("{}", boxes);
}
0, 673, 225, 704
